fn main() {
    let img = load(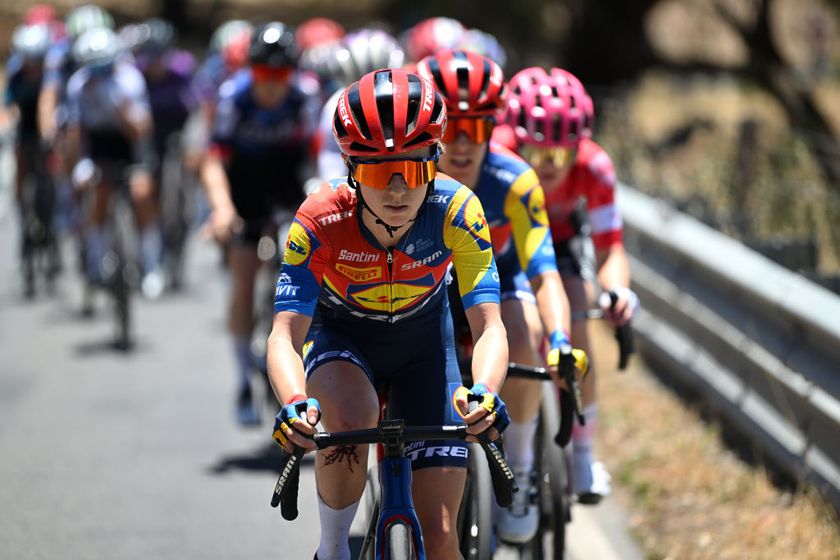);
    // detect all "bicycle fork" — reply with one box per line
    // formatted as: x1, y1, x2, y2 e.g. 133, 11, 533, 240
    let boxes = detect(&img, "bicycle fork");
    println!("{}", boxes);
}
375, 455, 424, 560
